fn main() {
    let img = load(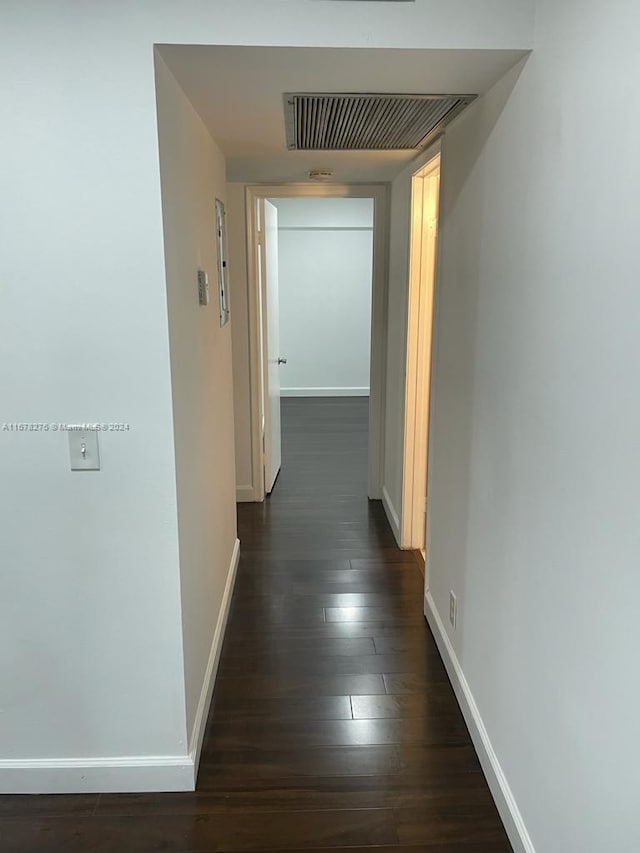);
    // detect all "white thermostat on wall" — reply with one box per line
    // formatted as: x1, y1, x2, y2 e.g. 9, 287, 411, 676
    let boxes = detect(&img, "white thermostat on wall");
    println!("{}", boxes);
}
197, 269, 209, 307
